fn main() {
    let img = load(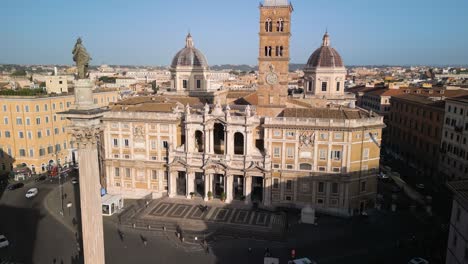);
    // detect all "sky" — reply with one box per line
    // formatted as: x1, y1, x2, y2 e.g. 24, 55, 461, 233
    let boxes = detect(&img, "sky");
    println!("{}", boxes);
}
1, 0, 468, 66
